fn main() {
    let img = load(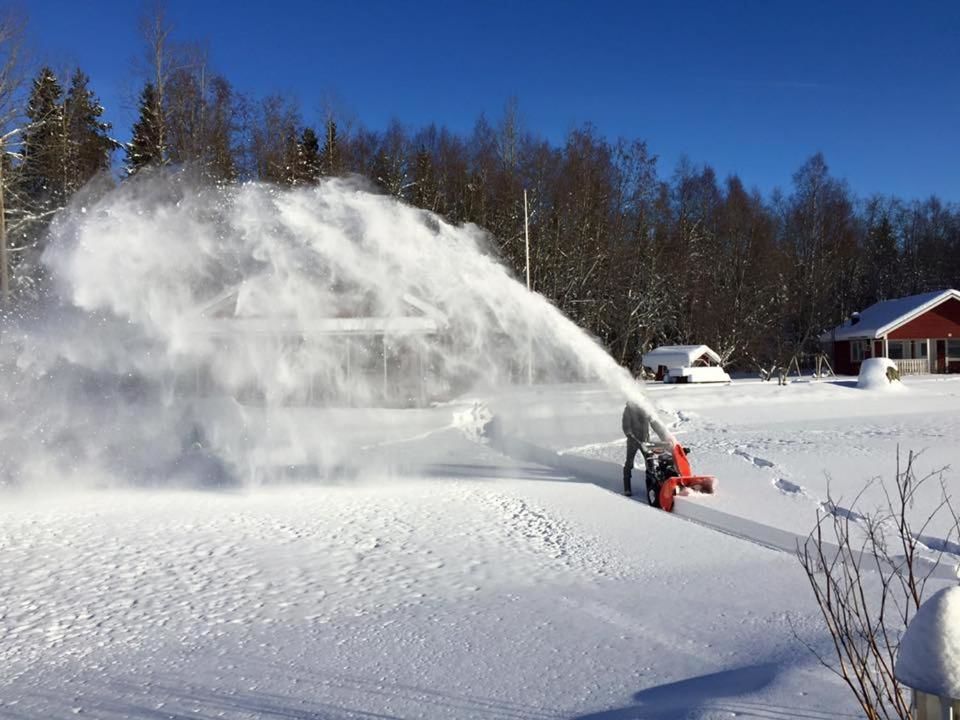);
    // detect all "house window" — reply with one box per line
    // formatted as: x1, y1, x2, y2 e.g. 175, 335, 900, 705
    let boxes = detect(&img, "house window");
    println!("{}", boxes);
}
888, 340, 927, 360
851, 340, 871, 362
948, 339, 960, 358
